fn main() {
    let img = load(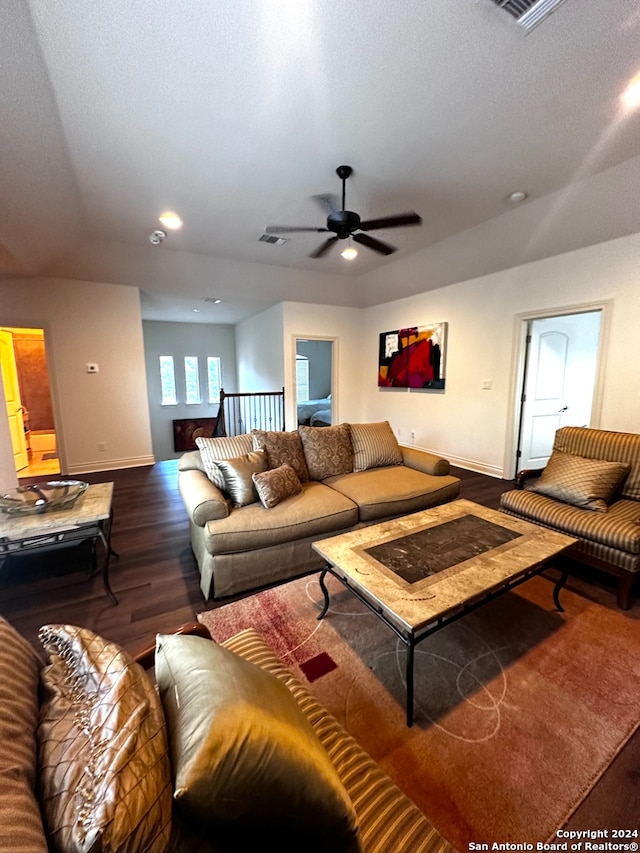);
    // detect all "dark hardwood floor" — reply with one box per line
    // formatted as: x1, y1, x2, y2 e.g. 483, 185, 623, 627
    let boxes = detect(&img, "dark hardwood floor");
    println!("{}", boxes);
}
1, 461, 638, 828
